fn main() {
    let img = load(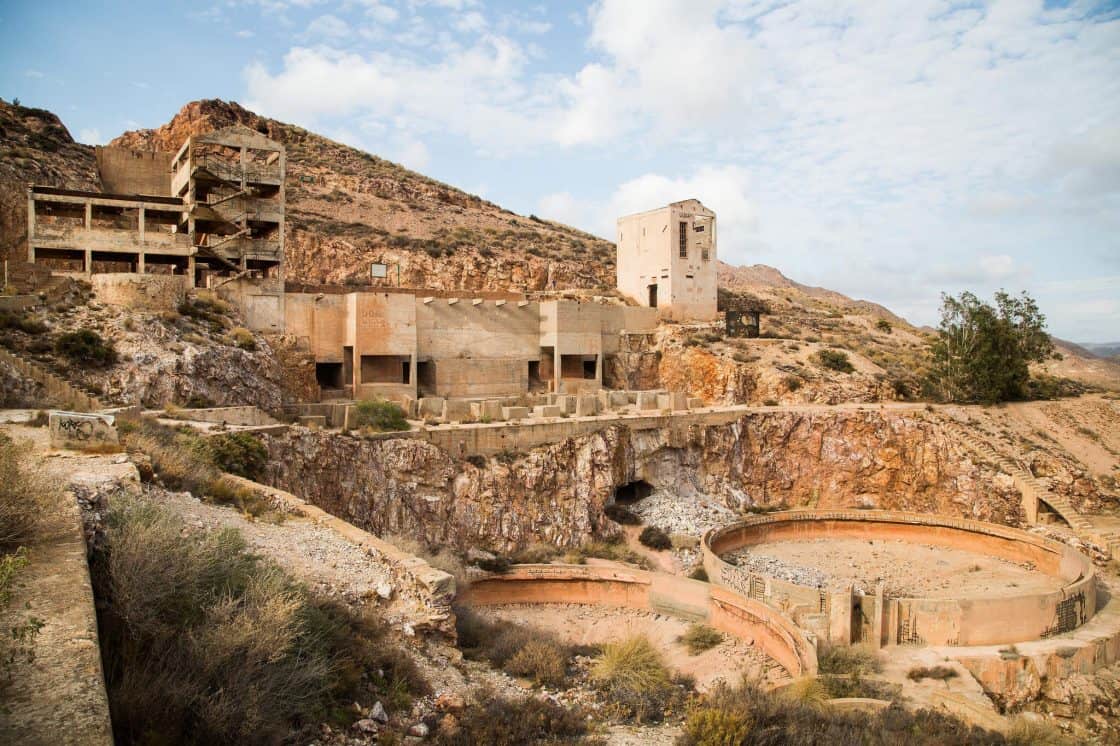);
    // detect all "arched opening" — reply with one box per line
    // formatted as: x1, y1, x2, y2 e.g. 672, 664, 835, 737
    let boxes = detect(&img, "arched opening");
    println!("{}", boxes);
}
614, 480, 653, 505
